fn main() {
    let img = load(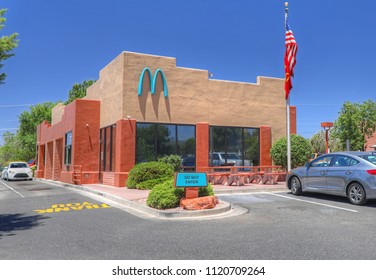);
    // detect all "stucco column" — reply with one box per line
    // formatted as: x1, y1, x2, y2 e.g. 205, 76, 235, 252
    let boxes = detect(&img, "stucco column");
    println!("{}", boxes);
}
259, 126, 272, 166
114, 118, 136, 187
195, 122, 209, 172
